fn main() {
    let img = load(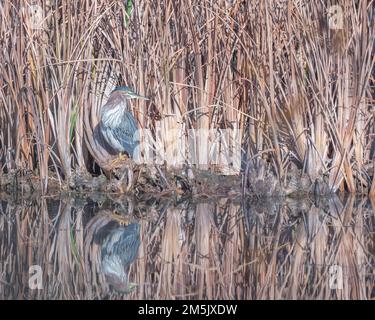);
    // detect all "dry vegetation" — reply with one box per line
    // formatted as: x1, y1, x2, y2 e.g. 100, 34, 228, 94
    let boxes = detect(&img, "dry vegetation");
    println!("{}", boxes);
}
0, 194, 374, 299
0, 0, 374, 194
